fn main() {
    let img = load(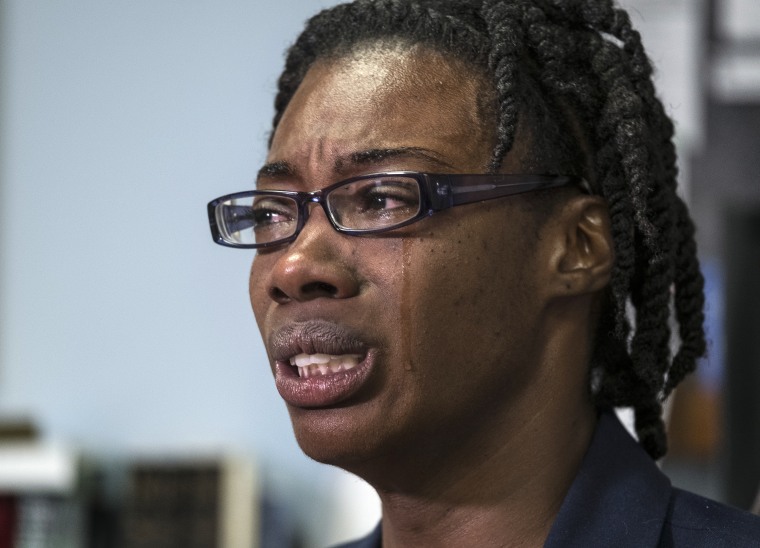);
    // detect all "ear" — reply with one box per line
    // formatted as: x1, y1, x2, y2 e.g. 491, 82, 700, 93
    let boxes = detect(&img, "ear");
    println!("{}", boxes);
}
548, 195, 614, 297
